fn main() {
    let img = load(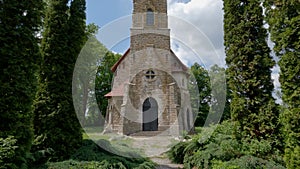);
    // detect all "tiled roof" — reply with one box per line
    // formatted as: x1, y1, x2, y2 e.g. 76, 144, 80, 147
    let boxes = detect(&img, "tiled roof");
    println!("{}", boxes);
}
104, 82, 126, 97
